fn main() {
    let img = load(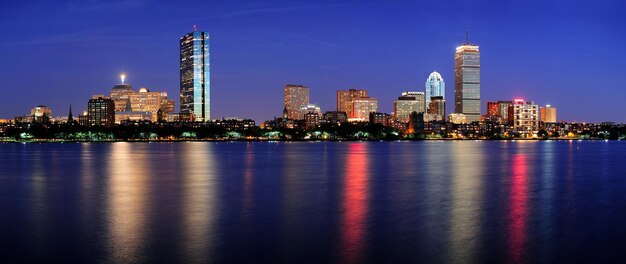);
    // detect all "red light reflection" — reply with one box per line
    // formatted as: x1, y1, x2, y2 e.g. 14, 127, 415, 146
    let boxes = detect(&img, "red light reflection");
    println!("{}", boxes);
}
509, 154, 528, 264
341, 143, 368, 264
